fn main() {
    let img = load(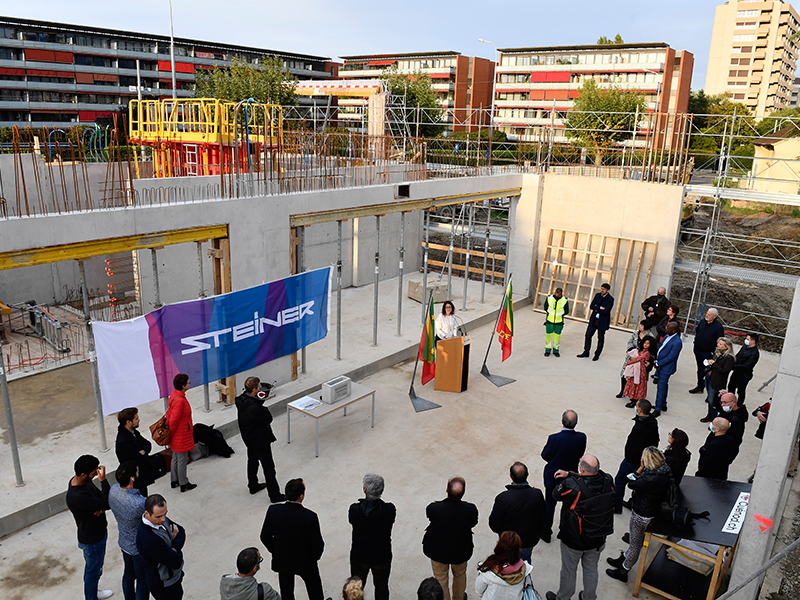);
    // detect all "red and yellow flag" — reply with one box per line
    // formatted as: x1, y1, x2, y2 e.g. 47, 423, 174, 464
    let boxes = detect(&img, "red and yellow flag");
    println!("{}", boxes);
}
419, 295, 436, 384
497, 281, 513, 361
